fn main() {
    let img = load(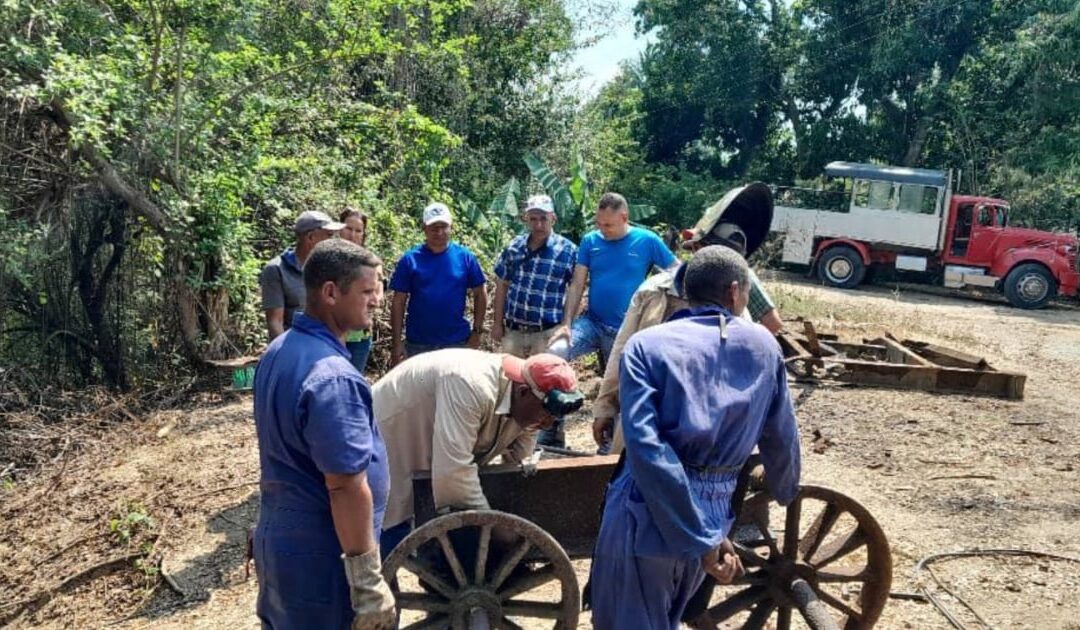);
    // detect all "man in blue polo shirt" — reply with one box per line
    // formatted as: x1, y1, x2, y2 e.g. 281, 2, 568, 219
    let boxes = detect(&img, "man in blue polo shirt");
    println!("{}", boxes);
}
550, 192, 677, 364
491, 194, 577, 357
543, 192, 675, 447
389, 202, 487, 366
